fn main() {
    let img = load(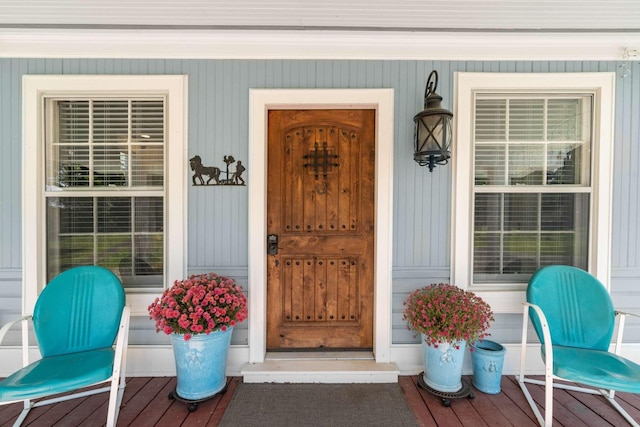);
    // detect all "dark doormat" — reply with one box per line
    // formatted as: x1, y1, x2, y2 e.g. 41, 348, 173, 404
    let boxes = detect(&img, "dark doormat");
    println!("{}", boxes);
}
219, 382, 419, 427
